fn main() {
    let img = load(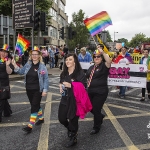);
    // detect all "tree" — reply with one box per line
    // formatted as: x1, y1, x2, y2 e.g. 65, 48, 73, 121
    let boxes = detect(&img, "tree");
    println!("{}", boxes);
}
129, 33, 146, 48
67, 9, 89, 51
106, 30, 112, 42
117, 38, 129, 46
